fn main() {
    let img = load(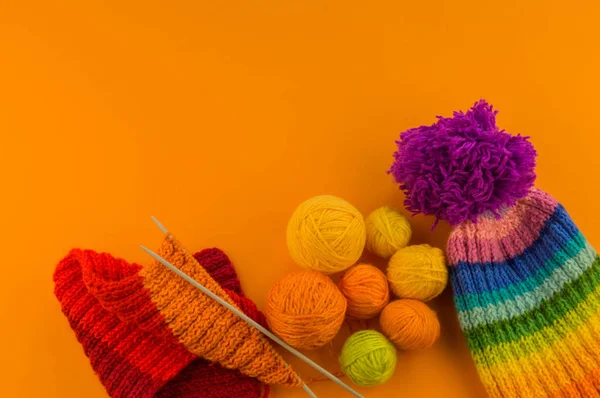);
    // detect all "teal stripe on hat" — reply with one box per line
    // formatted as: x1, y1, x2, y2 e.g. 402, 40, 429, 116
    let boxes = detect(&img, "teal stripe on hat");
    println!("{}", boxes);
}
463, 255, 600, 354
457, 242, 597, 330
454, 232, 587, 312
